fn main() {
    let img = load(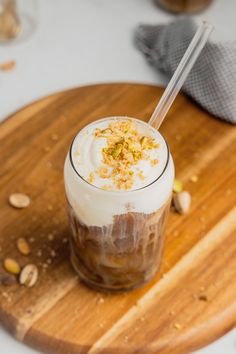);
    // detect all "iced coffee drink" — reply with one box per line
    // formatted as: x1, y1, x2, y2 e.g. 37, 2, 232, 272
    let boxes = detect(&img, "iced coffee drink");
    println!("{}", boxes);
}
64, 117, 174, 291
